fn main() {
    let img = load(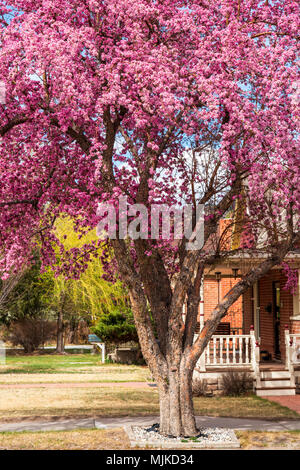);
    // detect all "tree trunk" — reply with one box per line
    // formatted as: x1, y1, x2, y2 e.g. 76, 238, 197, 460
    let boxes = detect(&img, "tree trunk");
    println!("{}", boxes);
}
157, 361, 198, 437
68, 317, 78, 344
180, 357, 198, 436
56, 309, 64, 354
